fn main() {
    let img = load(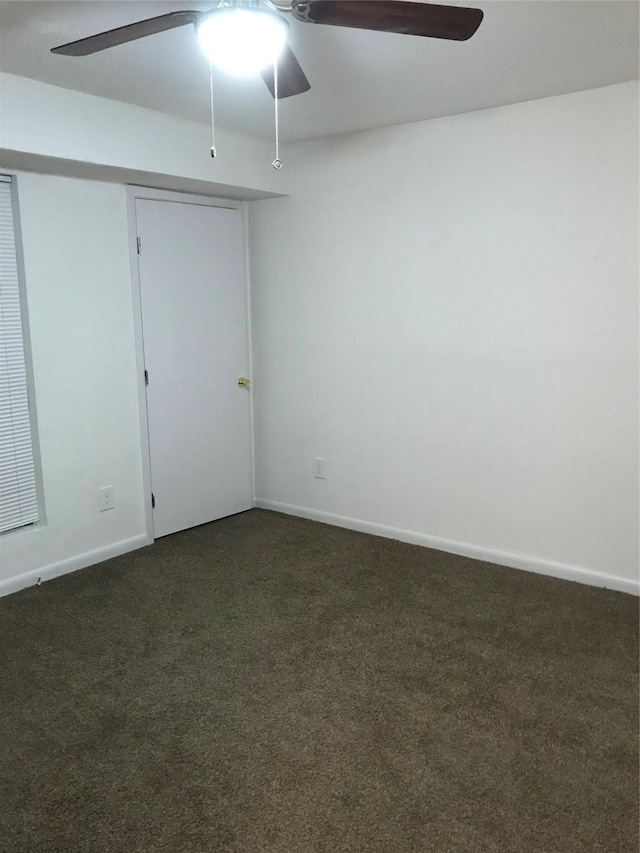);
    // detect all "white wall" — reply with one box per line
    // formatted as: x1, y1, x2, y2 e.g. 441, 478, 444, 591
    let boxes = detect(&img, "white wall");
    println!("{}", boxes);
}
0, 73, 290, 200
249, 82, 639, 593
1, 82, 637, 596
0, 172, 148, 594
